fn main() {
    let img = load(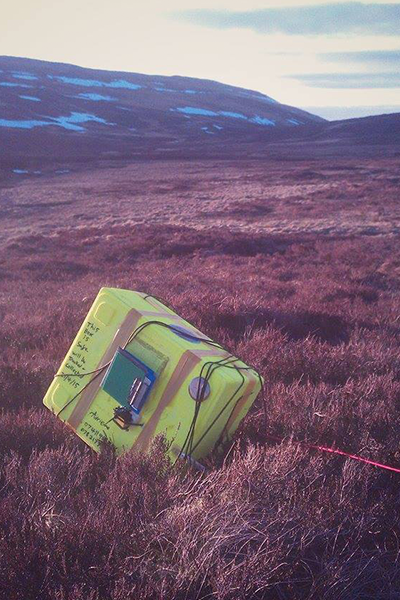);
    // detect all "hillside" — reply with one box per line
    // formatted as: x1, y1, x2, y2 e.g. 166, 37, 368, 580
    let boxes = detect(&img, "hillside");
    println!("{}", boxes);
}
315, 112, 400, 145
1, 57, 400, 177
0, 56, 323, 170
